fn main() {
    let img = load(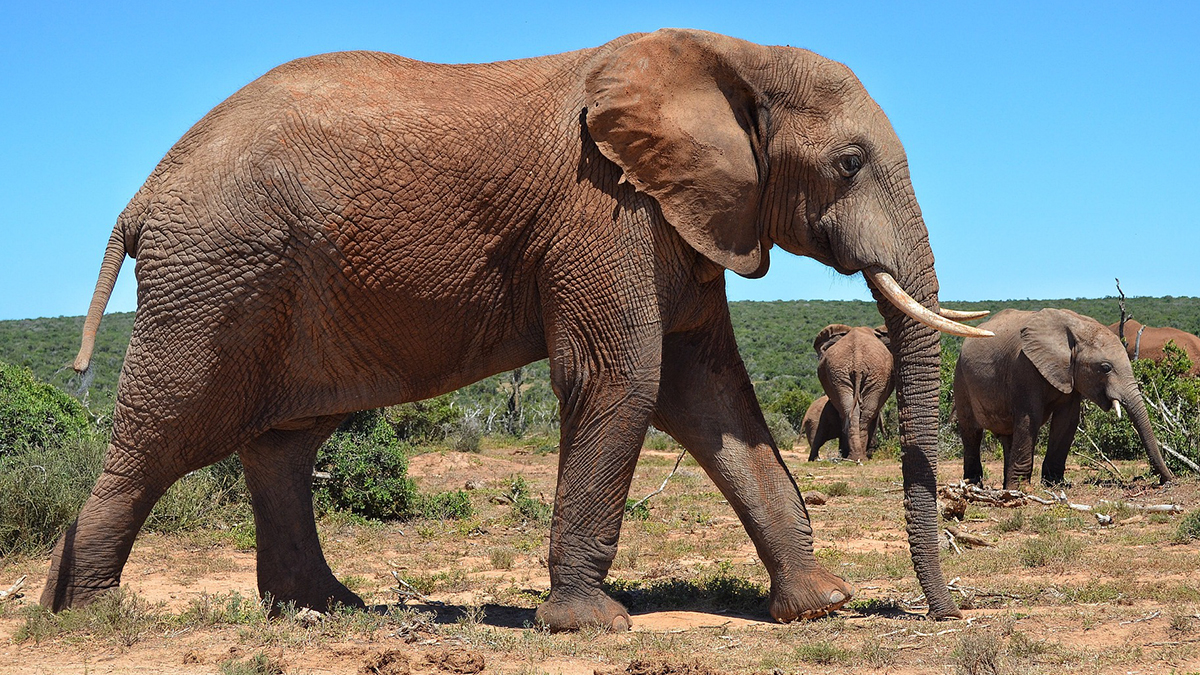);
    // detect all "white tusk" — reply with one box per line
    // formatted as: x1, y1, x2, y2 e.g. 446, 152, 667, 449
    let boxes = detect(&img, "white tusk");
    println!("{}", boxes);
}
939, 308, 990, 321
865, 268, 995, 339
1112, 400, 1122, 419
